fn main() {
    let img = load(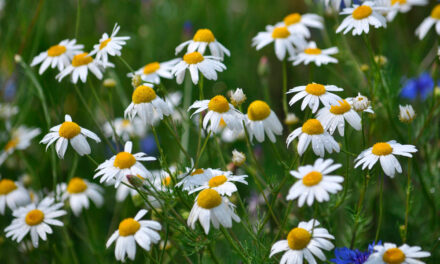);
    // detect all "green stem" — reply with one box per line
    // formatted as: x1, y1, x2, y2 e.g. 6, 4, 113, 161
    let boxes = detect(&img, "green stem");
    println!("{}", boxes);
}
403, 126, 412, 243
181, 72, 193, 161
375, 171, 384, 242
208, 244, 221, 264
282, 60, 288, 118
118, 56, 134, 72
75, 0, 80, 39
220, 228, 250, 264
